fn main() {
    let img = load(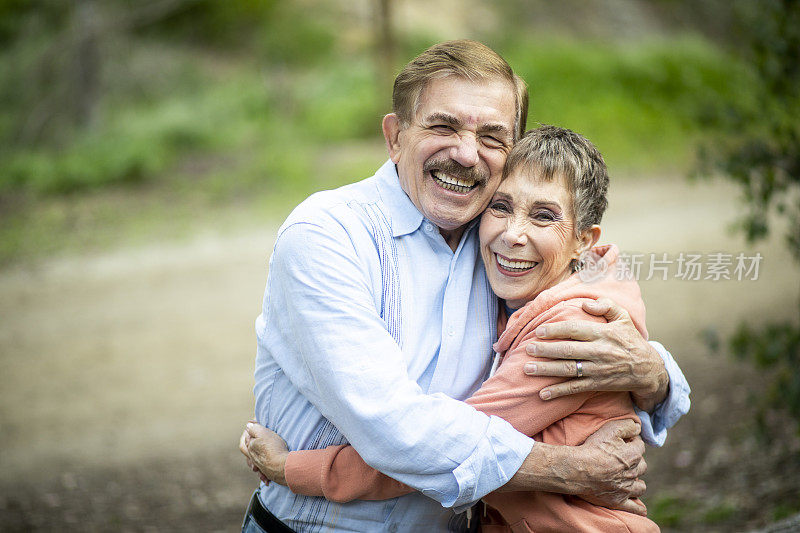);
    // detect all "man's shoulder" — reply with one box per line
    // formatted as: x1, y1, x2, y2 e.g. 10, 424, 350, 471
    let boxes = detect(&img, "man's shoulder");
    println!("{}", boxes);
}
279, 173, 389, 238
